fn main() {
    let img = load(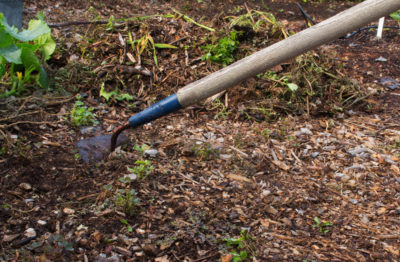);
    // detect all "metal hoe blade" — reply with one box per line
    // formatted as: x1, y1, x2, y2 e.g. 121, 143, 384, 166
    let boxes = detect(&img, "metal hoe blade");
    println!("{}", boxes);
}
76, 133, 128, 163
